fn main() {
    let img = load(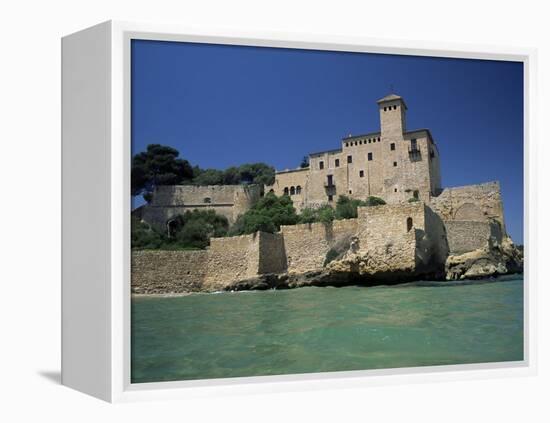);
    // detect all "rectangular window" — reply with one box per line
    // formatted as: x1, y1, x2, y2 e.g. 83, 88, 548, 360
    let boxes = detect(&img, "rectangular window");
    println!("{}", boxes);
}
393, 161, 397, 167
411, 138, 417, 149
328, 194, 333, 202
319, 161, 324, 170
368, 152, 373, 161
359, 170, 364, 177
335, 159, 340, 167
347, 155, 352, 164
390, 143, 395, 151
